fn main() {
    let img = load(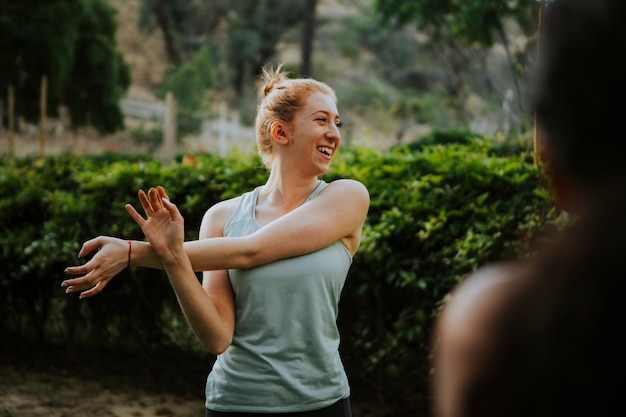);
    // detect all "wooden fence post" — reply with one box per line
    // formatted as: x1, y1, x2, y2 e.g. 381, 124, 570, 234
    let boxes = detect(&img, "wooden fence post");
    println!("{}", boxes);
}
534, 1, 546, 166
8, 84, 15, 160
163, 91, 177, 166
39, 75, 47, 158
219, 102, 227, 157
